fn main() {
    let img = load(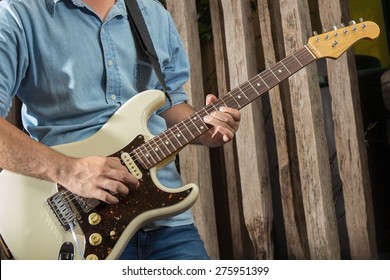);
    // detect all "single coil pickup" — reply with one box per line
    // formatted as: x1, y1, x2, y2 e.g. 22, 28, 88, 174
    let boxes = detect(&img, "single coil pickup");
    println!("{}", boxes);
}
121, 152, 143, 179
